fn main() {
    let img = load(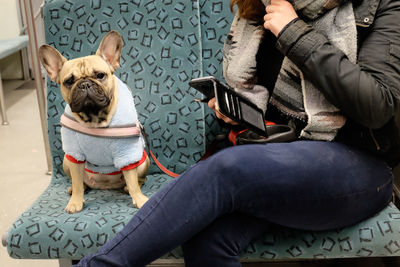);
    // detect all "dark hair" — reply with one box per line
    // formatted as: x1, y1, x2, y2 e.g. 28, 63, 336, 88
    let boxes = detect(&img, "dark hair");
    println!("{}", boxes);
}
230, 0, 265, 21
